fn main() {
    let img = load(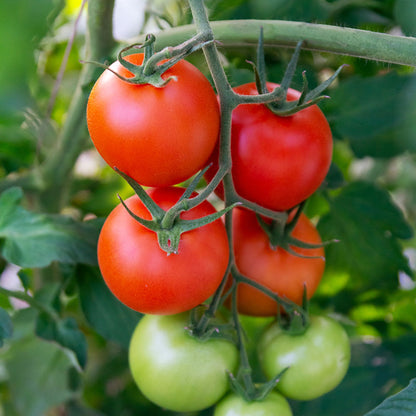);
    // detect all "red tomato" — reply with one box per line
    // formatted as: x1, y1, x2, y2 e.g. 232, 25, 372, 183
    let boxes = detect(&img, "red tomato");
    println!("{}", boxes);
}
97, 187, 230, 315
229, 208, 325, 316
87, 53, 220, 187
205, 82, 332, 211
